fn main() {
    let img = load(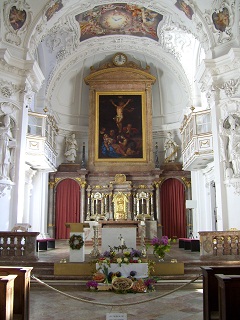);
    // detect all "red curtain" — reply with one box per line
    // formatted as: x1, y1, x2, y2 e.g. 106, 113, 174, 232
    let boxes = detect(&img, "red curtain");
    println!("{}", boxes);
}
160, 178, 186, 238
55, 179, 80, 239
